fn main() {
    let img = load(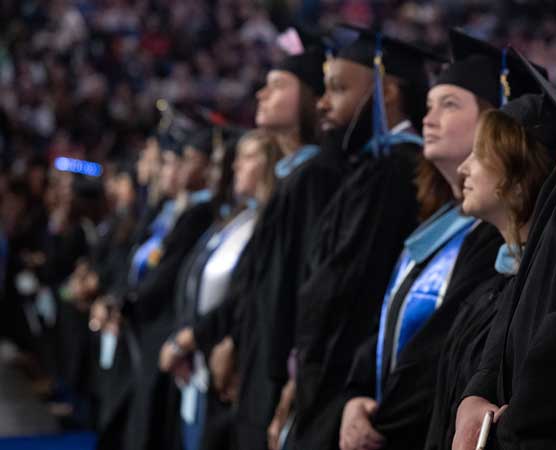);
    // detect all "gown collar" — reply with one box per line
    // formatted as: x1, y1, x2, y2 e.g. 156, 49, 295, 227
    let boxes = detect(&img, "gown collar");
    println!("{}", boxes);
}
404, 203, 477, 264
274, 144, 320, 179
